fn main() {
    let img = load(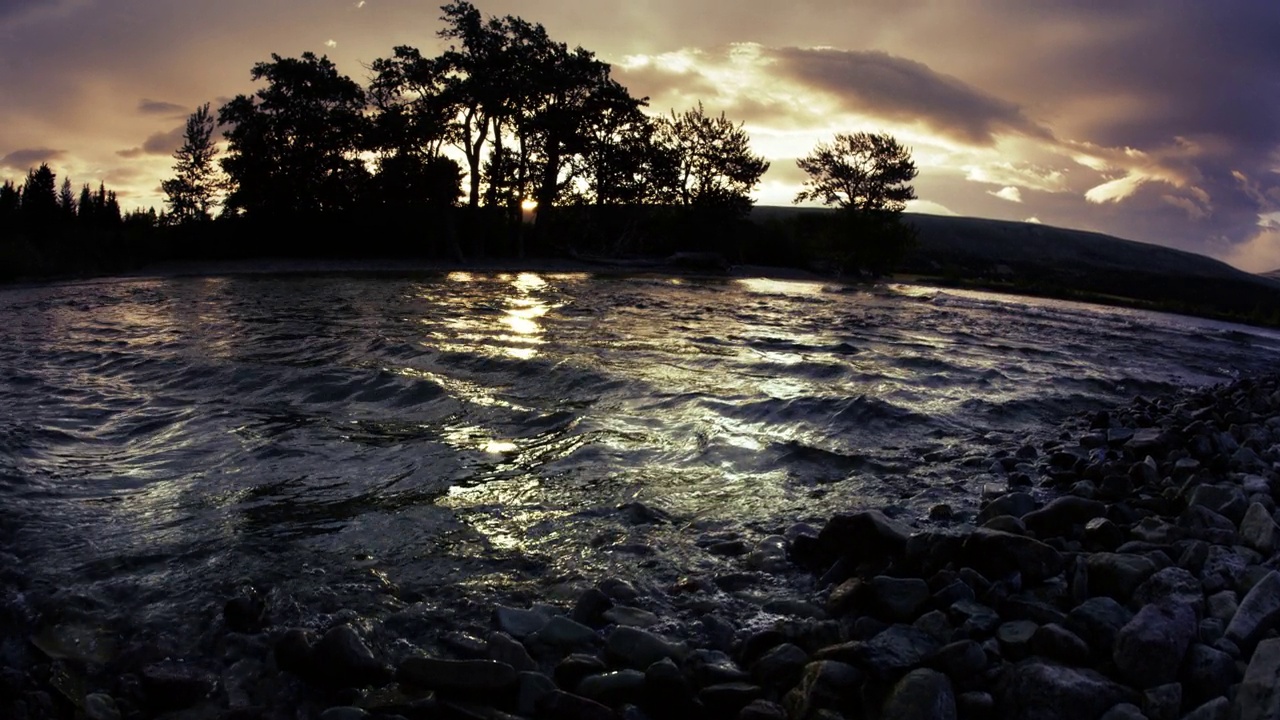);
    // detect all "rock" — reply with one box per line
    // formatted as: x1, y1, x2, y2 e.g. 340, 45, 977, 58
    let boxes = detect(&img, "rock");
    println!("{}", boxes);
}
494, 605, 551, 638
913, 609, 954, 643
782, 661, 861, 720
959, 529, 1065, 583
1183, 697, 1230, 720
977, 492, 1038, 524
1113, 601, 1197, 688
1064, 597, 1133, 660
532, 616, 598, 648
223, 593, 268, 634
602, 606, 660, 628
599, 578, 640, 602
1188, 484, 1248, 525
738, 699, 788, 720
1207, 590, 1238, 621
555, 654, 608, 690
487, 631, 537, 672
870, 576, 930, 622
949, 600, 1002, 638
318, 708, 370, 720
828, 624, 942, 679
577, 670, 647, 707
517, 671, 557, 716
997, 658, 1139, 720
312, 625, 391, 687
1099, 703, 1145, 720
605, 627, 685, 669
934, 579, 976, 607
1022, 497, 1107, 539
1125, 428, 1166, 456
1142, 683, 1181, 720
926, 640, 986, 679
573, 588, 614, 627
1201, 545, 1247, 594
708, 539, 750, 556
1180, 644, 1238, 709
537, 689, 618, 720
1086, 553, 1157, 600
813, 510, 911, 567
957, 691, 994, 719
751, 643, 808, 690
881, 668, 956, 720
83, 694, 121, 720
140, 661, 218, 711
1224, 570, 1280, 653
644, 657, 695, 712
1131, 566, 1205, 616
1029, 623, 1090, 665
275, 628, 315, 676
1084, 517, 1124, 551
699, 683, 763, 717
397, 657, 517, 694
1240, 502, 1279, 555
1232, 637, 1280, 720
995, 621, 1038, 661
